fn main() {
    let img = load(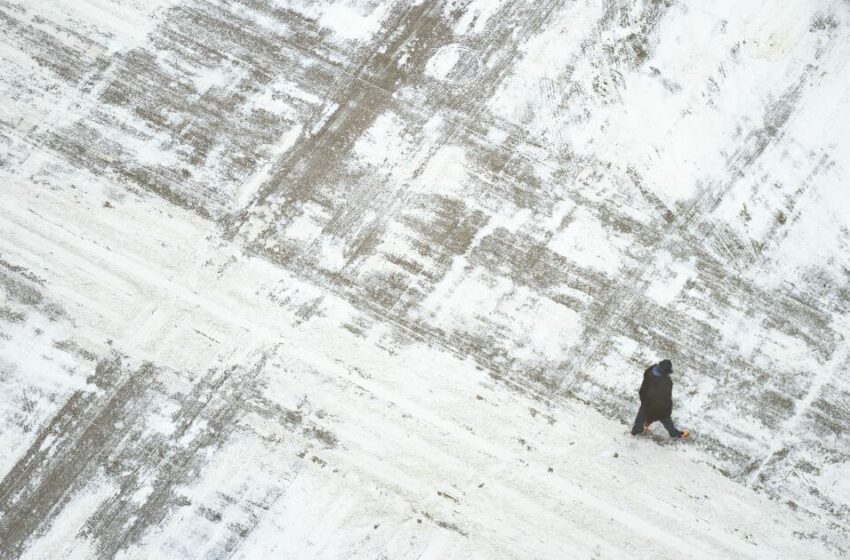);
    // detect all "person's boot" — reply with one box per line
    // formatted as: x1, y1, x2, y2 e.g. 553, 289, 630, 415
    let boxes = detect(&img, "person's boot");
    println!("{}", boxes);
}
672, 430, 689, 439
631, 422, 649, 436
